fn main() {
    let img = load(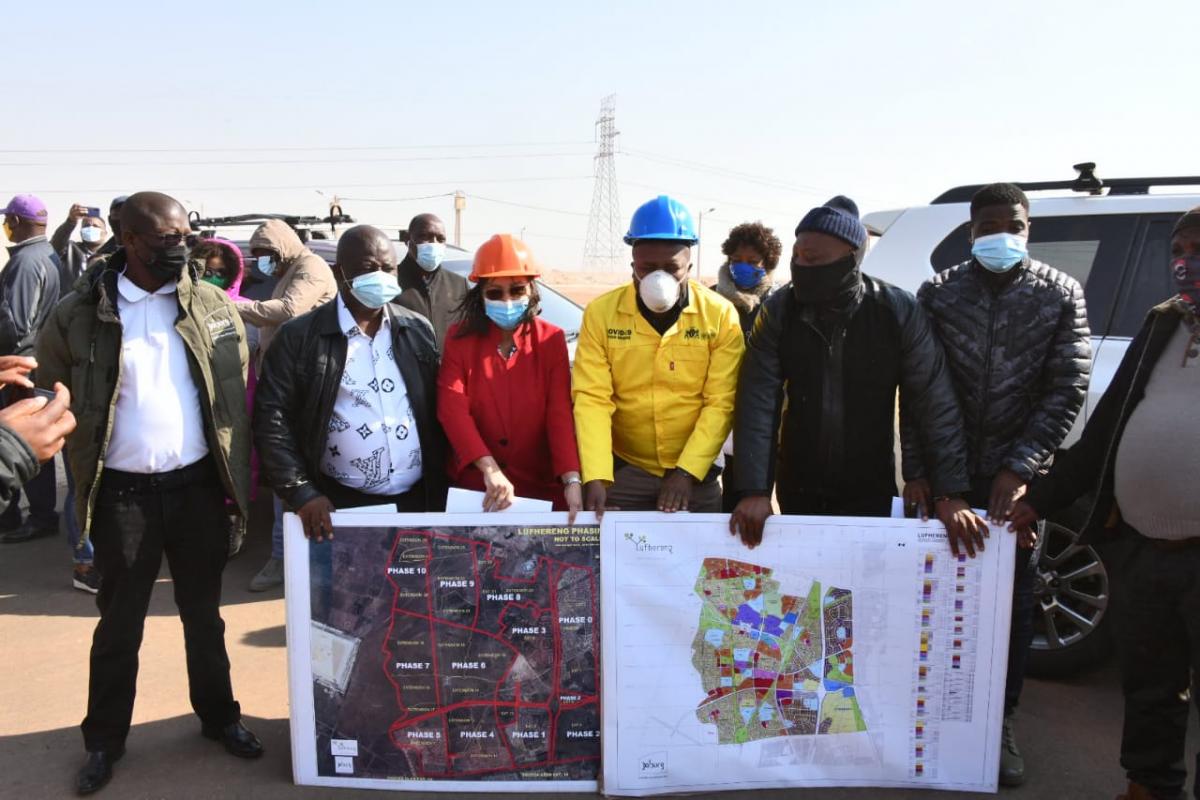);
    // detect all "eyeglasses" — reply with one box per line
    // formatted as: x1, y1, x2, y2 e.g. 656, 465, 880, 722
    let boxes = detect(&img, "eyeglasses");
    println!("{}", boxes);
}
134, 231, 188, 249
484, 283, 530, 301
